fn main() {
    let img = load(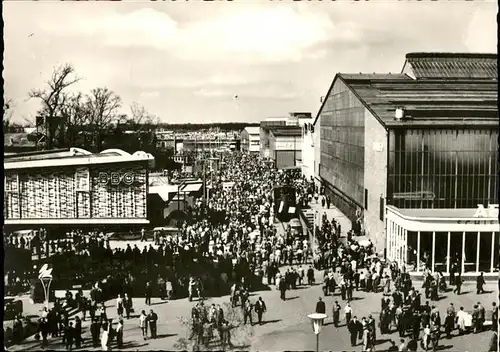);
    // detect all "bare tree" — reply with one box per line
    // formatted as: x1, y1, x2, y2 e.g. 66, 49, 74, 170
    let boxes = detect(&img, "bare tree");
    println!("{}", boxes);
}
29, 63, 80, 149
59, 92, 88, 147
126, 102, 160, 151
3, 98, 14, 131
174, 302, 253, 351
84, 87, 122, 151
